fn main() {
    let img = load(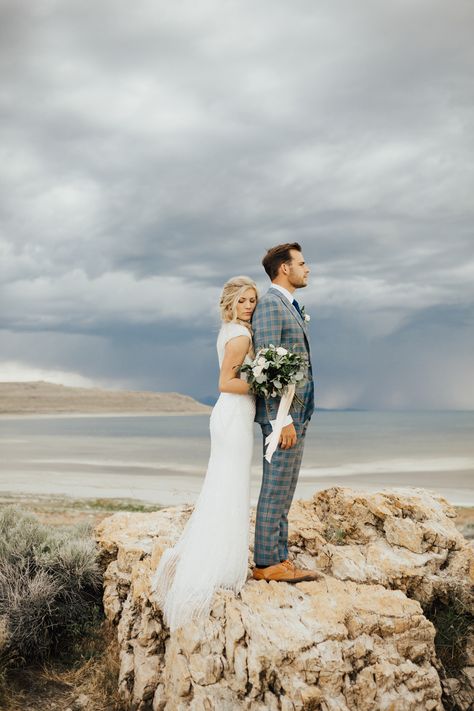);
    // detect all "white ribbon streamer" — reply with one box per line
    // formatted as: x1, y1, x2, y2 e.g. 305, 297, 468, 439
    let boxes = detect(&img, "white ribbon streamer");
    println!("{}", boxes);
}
264, 383, 296, 463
